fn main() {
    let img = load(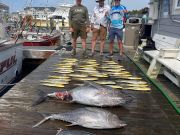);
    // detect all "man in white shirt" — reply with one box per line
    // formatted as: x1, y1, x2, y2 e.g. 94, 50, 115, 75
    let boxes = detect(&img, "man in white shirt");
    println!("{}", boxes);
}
90, 0, 110, 56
